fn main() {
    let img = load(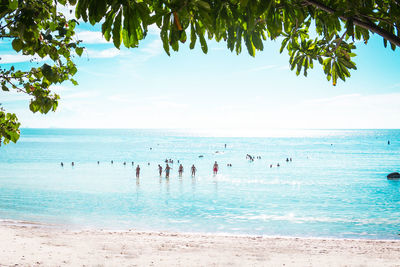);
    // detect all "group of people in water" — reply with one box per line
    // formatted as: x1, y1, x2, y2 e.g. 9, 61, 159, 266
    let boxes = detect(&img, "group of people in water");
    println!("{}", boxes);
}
62, 159, 221, 179
135, 161, 219, 178
61, 154, 292, 175
246, 154, 262, 161
62, 155, 292, 179
61, 142, 294, 179
245, 154, 292, 168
